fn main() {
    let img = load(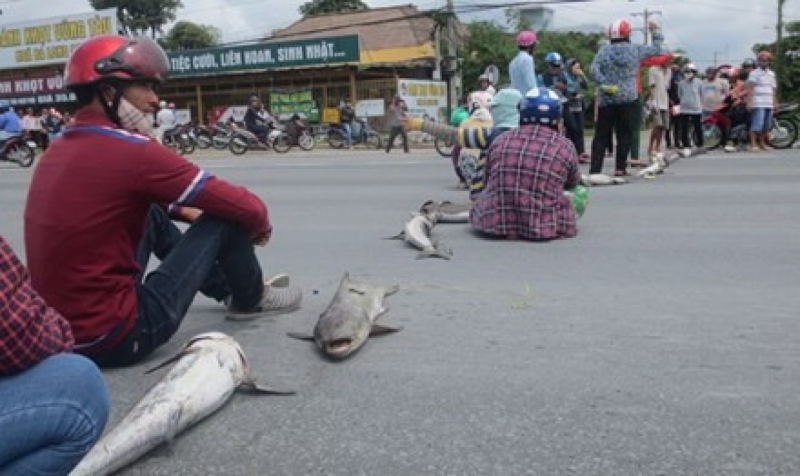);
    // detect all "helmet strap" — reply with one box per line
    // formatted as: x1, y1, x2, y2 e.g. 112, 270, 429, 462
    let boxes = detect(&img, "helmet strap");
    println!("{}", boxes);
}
97, 82, 124, 127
